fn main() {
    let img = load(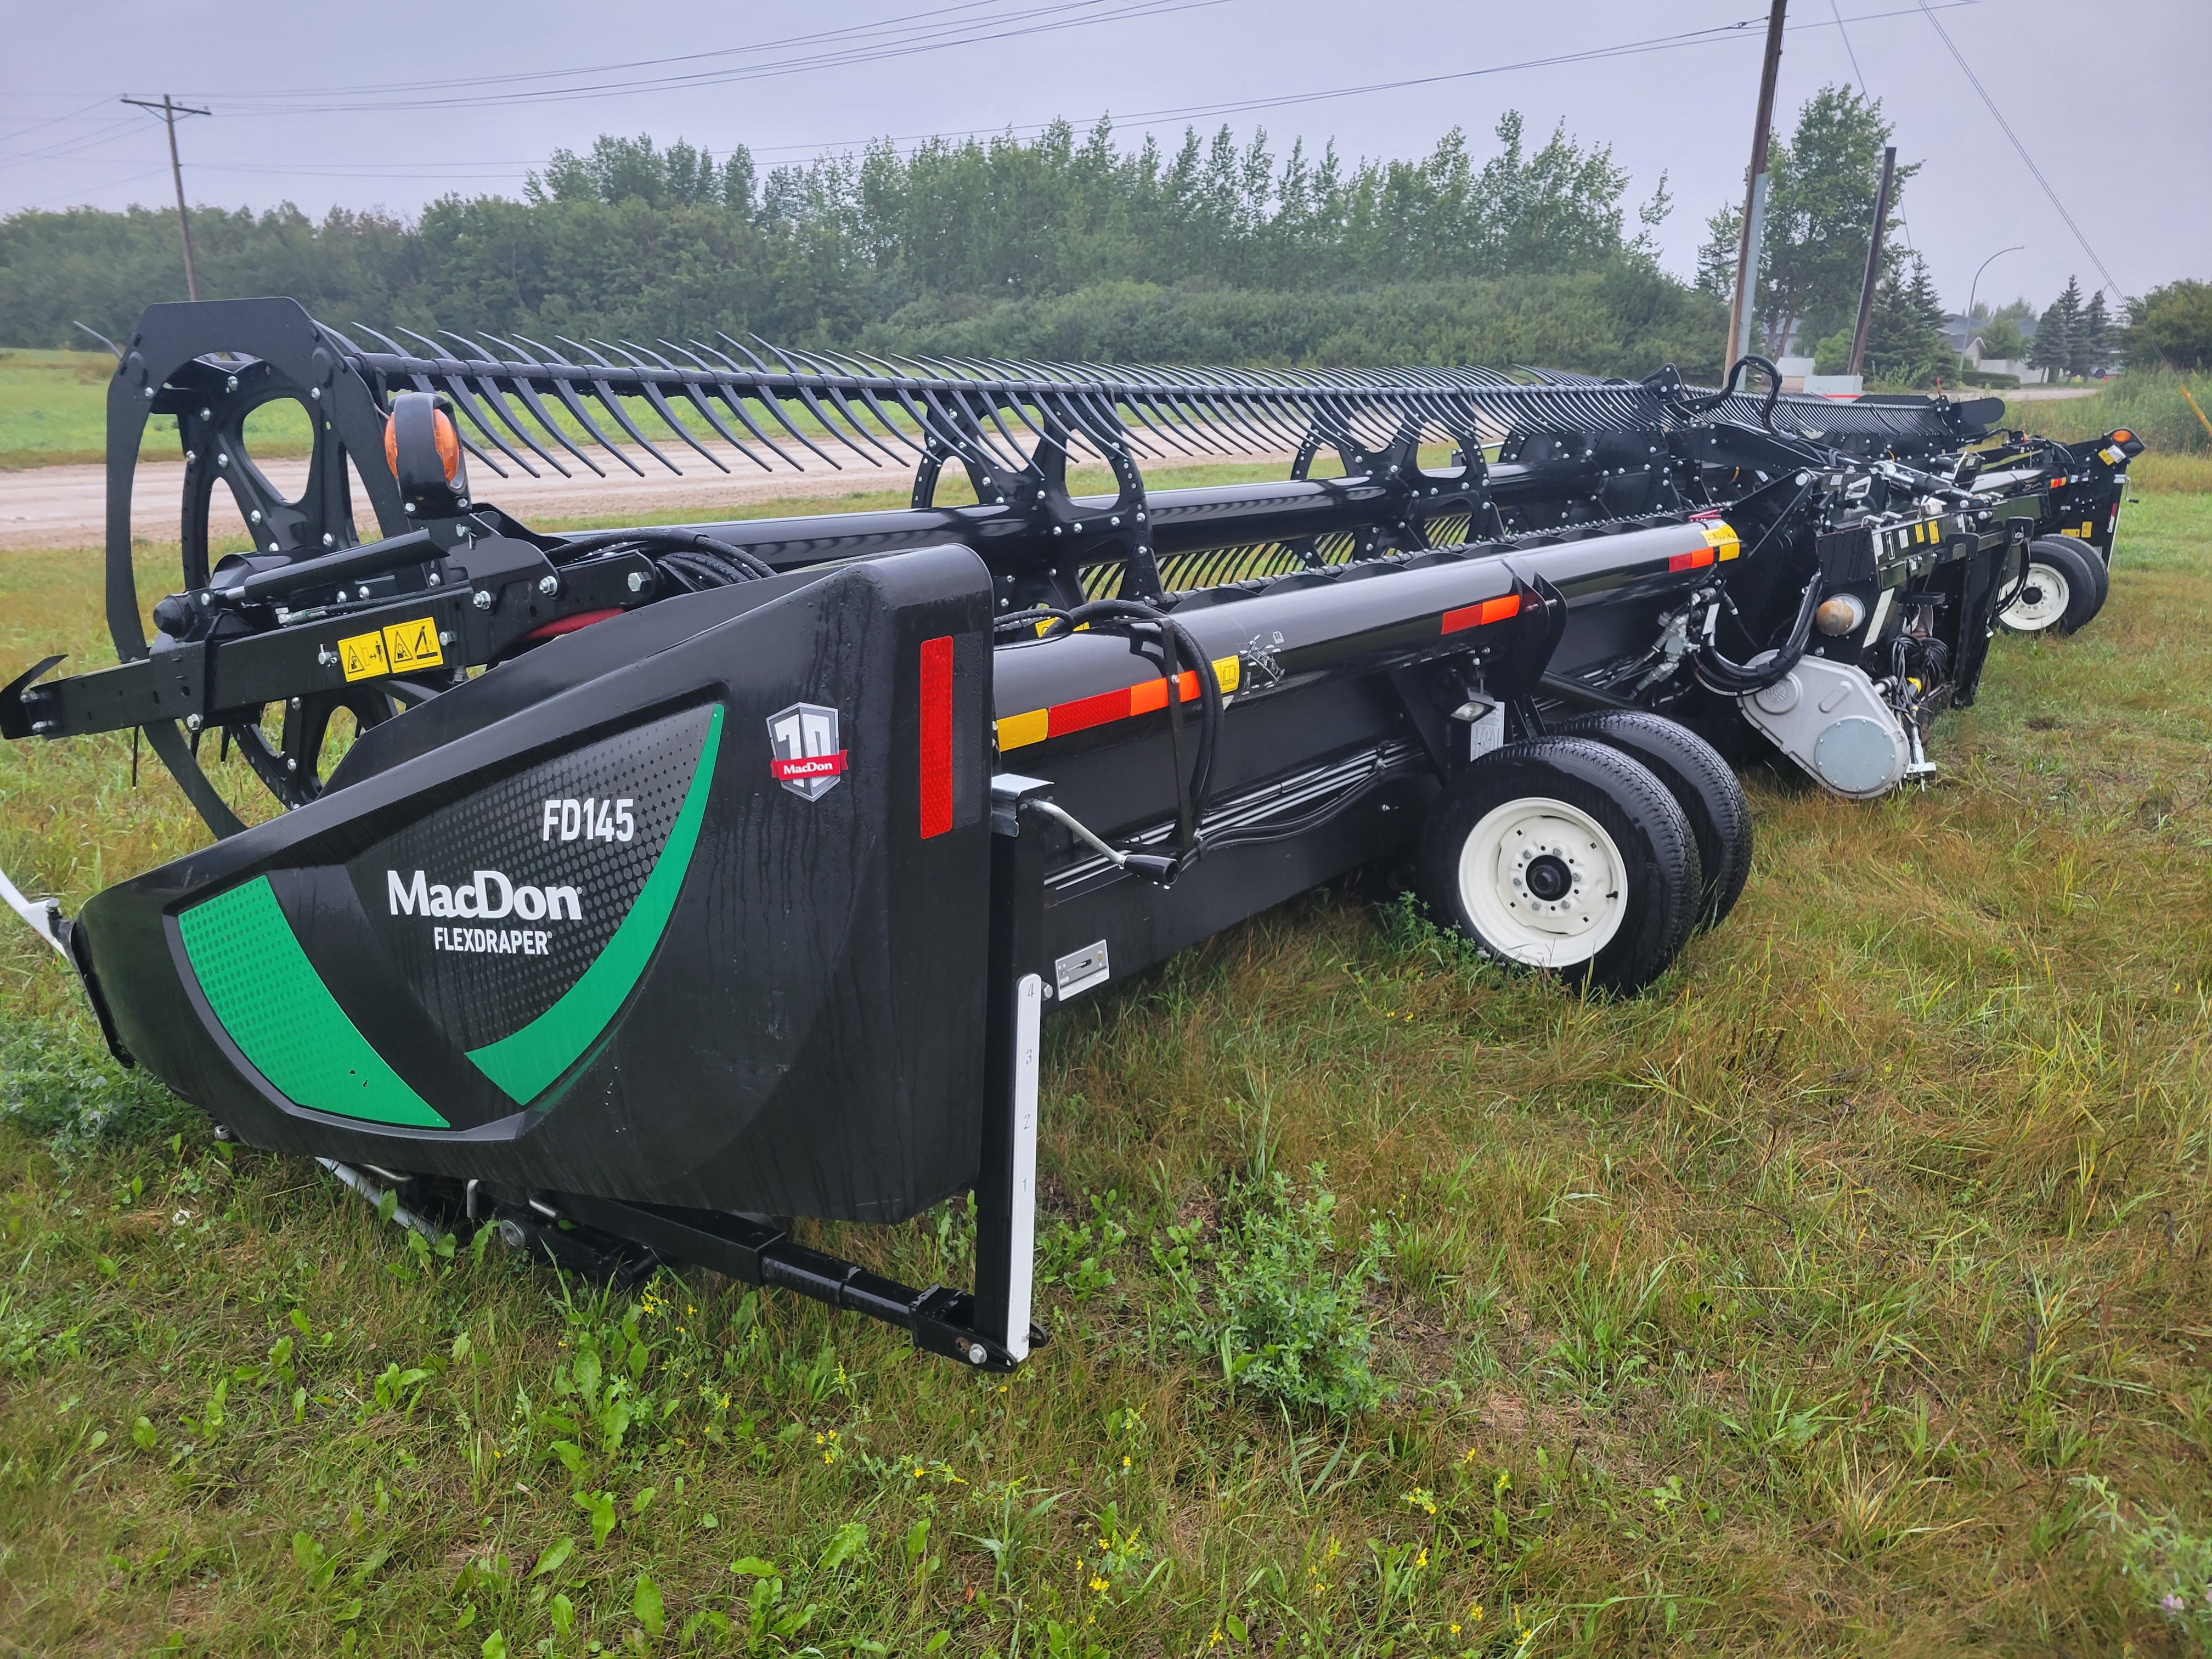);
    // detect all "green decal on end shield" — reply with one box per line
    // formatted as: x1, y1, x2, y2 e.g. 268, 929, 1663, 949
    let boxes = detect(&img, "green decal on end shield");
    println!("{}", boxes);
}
180, 876, 449, 1129
467, 704, 724, 1105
